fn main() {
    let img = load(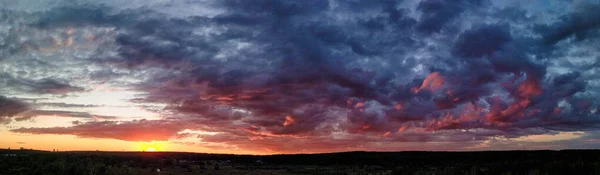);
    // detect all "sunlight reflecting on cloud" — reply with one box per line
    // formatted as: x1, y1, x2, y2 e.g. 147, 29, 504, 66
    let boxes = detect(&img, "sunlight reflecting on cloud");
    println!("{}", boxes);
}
513, 131, 585, 143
